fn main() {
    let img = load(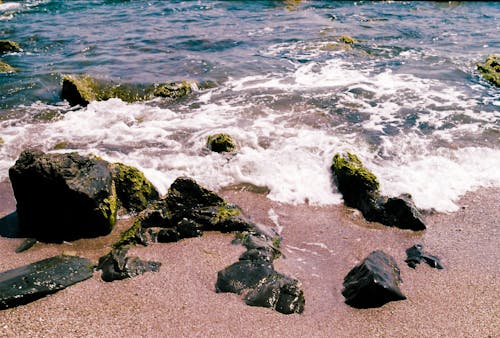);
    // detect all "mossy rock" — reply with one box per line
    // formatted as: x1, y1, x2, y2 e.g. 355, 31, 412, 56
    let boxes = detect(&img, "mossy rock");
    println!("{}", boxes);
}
0, 61, 16, 73
207, 133, 236, 153
110, 162, 160, 213
477, 54, 500, 87
152, 81, 192, 99
0, 40, 20, 54
339, 35, 357, 44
